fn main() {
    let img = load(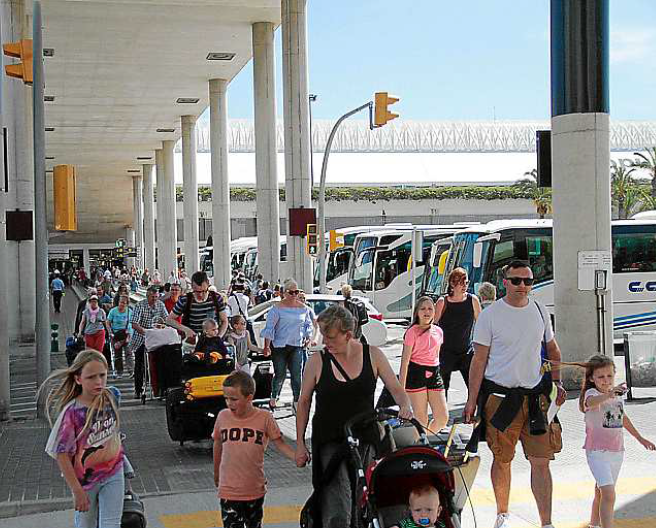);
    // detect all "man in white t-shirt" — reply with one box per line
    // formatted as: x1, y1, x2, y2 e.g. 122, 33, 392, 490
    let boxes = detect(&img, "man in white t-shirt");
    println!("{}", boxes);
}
464, 261, 567, 528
